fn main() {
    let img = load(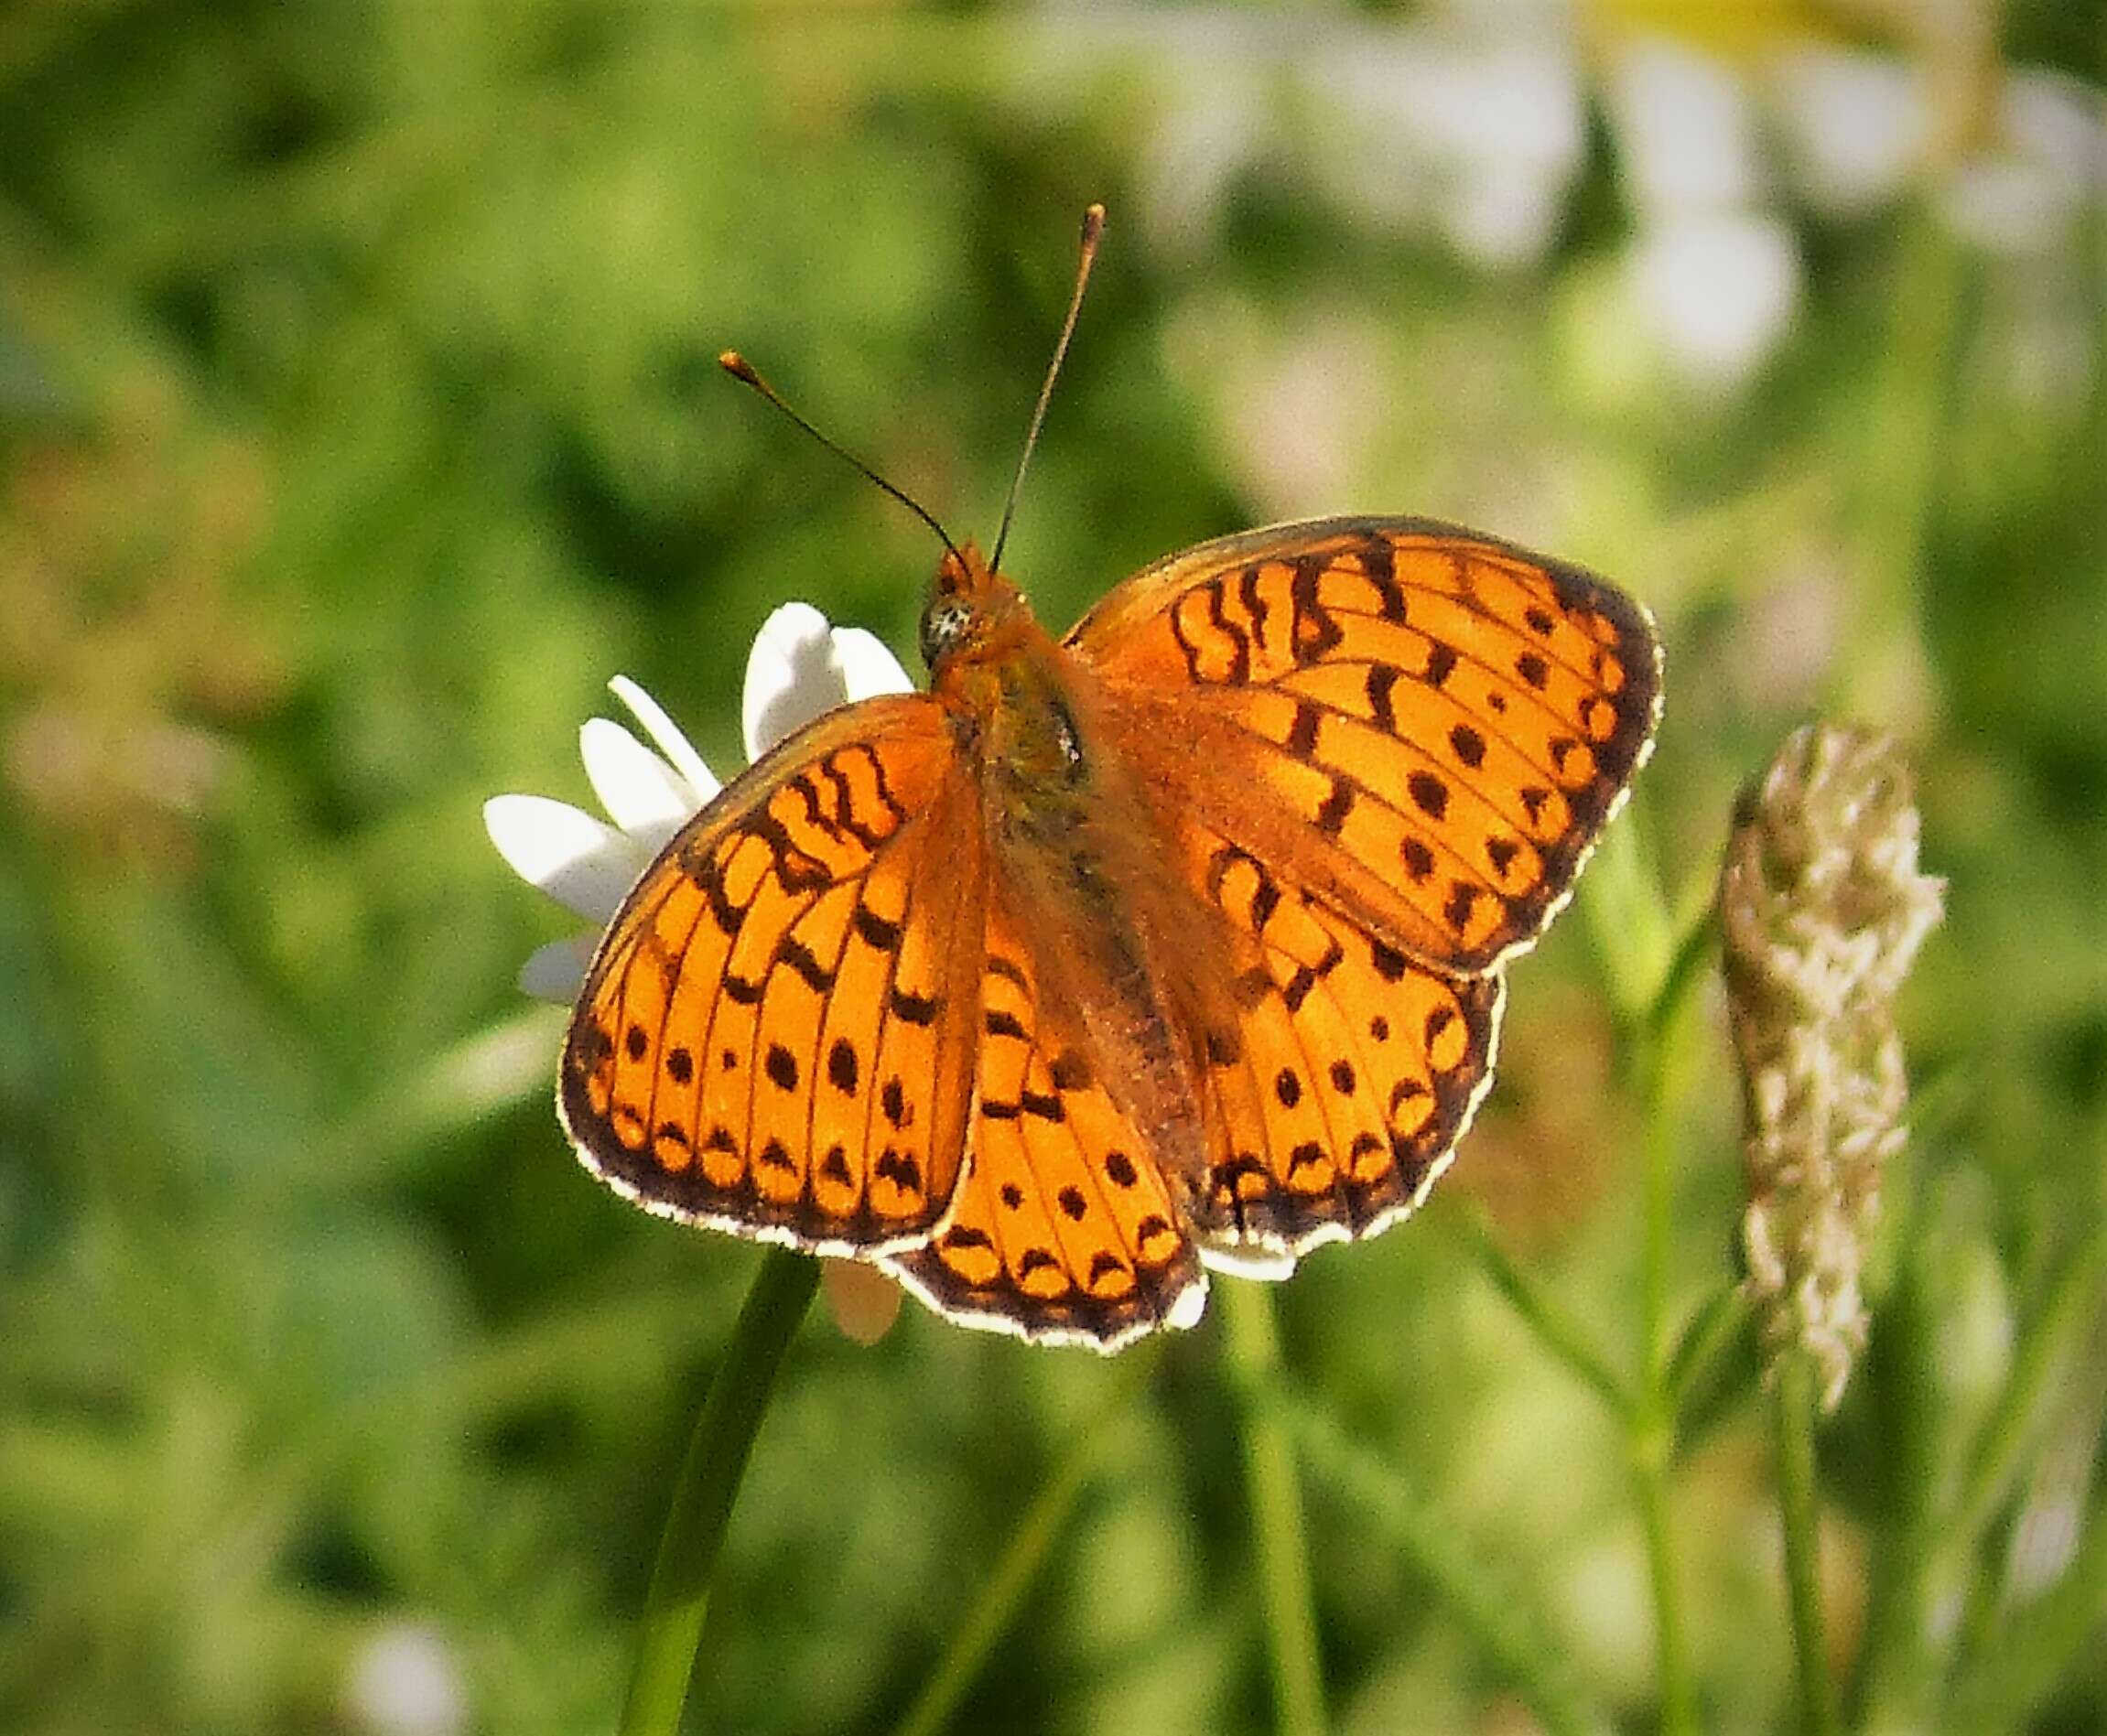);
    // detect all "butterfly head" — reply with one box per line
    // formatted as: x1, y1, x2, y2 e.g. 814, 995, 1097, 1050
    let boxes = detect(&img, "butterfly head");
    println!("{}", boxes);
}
921, 541, 1033, 674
